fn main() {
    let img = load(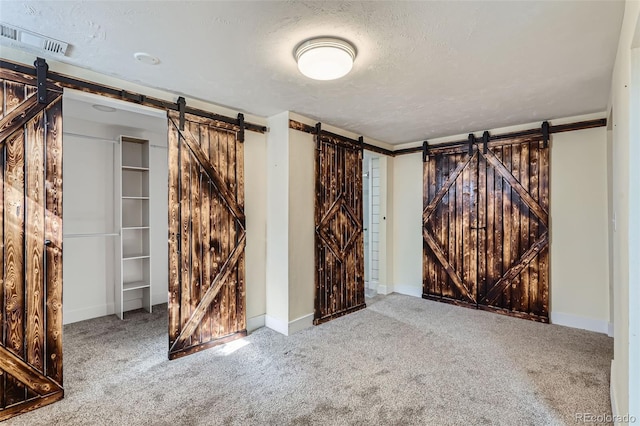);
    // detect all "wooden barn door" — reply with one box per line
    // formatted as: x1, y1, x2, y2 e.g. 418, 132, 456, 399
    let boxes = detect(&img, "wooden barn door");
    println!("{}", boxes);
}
314, 129, 365, 324
0, 69, 64, 420
167, 111, 246, 360
478, 138, 549, 320
422, 149, 479, 307
423, 136, 549, 321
